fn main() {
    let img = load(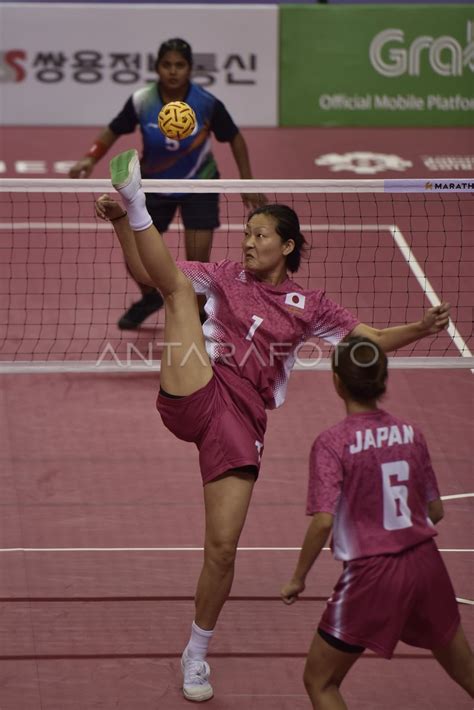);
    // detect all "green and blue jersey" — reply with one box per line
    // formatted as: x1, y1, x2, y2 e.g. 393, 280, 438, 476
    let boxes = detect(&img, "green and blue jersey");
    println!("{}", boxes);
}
109, 82, 239, 180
